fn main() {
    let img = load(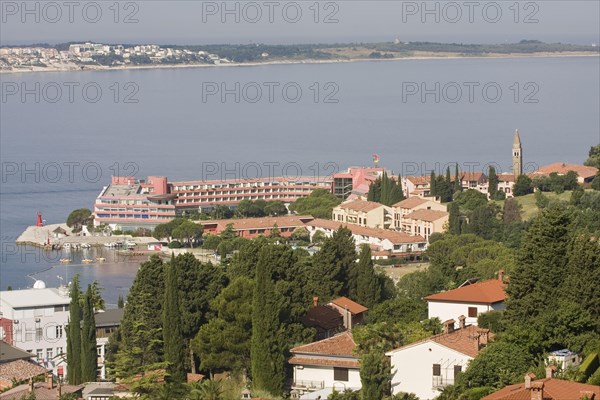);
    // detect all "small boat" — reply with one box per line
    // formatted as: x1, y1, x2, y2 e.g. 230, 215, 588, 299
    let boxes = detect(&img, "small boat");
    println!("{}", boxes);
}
95, 257, 106, 262
59, 258, 72, 263
82, 258, 94, 263
81, 243, 91, 249
63, 243, 71, 249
